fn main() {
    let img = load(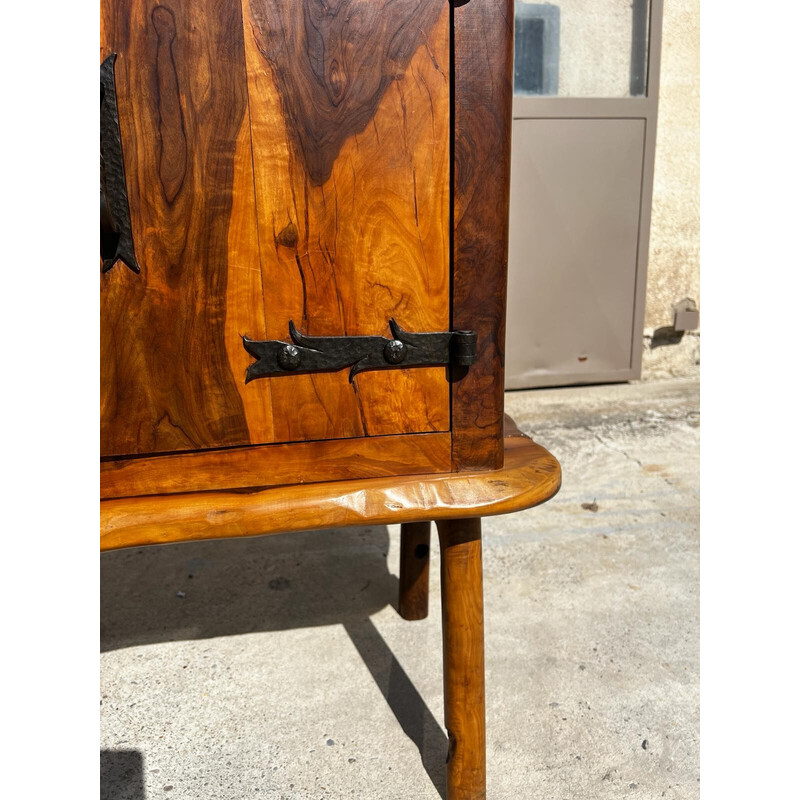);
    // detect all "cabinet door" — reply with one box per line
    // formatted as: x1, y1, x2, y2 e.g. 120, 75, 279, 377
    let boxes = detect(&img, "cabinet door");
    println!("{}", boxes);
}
101, 0, 450, 459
